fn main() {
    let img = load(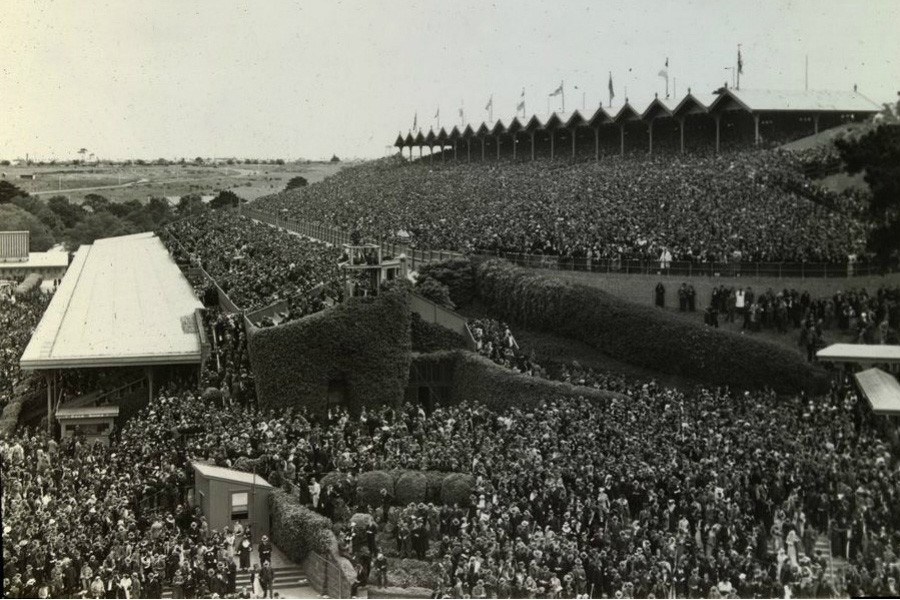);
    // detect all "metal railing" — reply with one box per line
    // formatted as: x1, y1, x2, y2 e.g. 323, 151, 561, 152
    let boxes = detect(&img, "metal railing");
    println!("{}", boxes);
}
479, 251, 897, 279
240, 206, 896, 280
